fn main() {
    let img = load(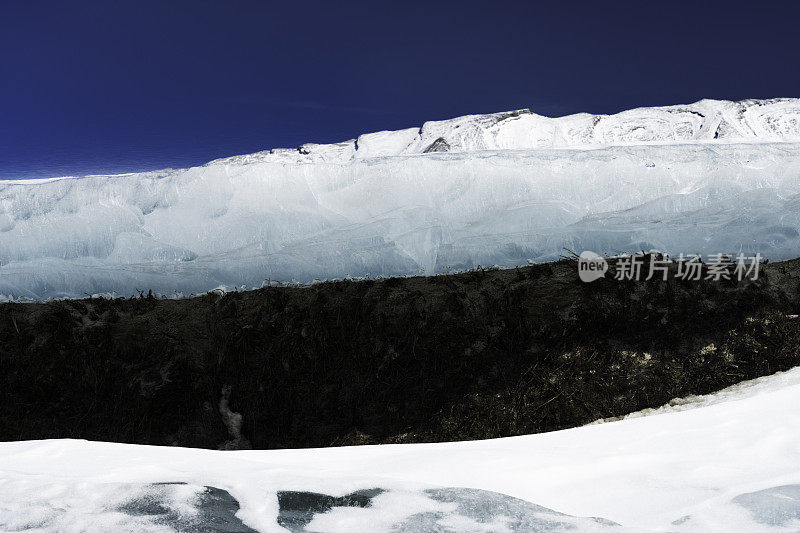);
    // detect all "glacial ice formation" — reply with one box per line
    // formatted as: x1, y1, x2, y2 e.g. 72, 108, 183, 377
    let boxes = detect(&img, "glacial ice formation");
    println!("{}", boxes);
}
2, 99, 800, 300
